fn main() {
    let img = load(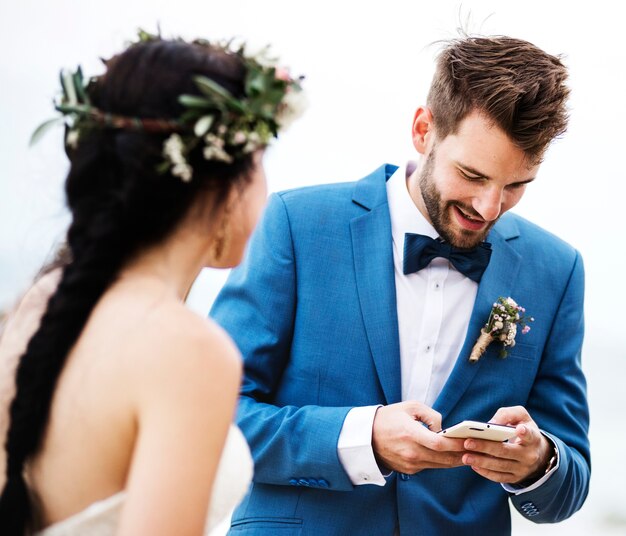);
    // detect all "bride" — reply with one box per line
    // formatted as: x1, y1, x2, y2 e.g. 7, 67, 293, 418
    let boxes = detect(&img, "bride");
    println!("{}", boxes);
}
0, 33, 303, 535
